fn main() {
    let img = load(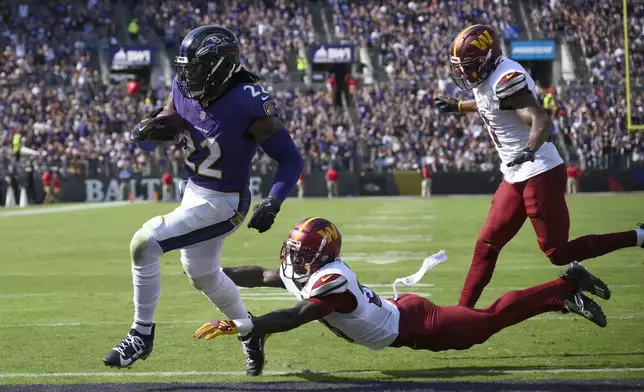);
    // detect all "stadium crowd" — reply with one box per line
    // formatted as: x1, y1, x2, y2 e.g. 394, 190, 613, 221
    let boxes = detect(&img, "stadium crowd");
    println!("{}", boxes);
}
531, 0, 644, 86
332, 0, 643, 171
1, 0, 643, 188
132, 0, 315, 82
331, 0, 516, 81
